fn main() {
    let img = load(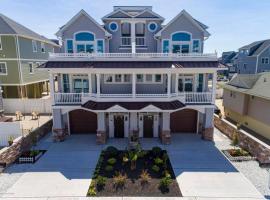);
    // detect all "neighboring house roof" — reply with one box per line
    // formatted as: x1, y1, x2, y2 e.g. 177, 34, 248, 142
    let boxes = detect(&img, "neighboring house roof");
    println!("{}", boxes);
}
239, 39, 270, 56
155, 10, 210, 38
0, 13, 58, 46
220, 51, 237, 64
82, 100, 185, 111
222, 72, 270, 100
56, 9, 111, 38
39, 61, 220, 69
102, 6, 164, 21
